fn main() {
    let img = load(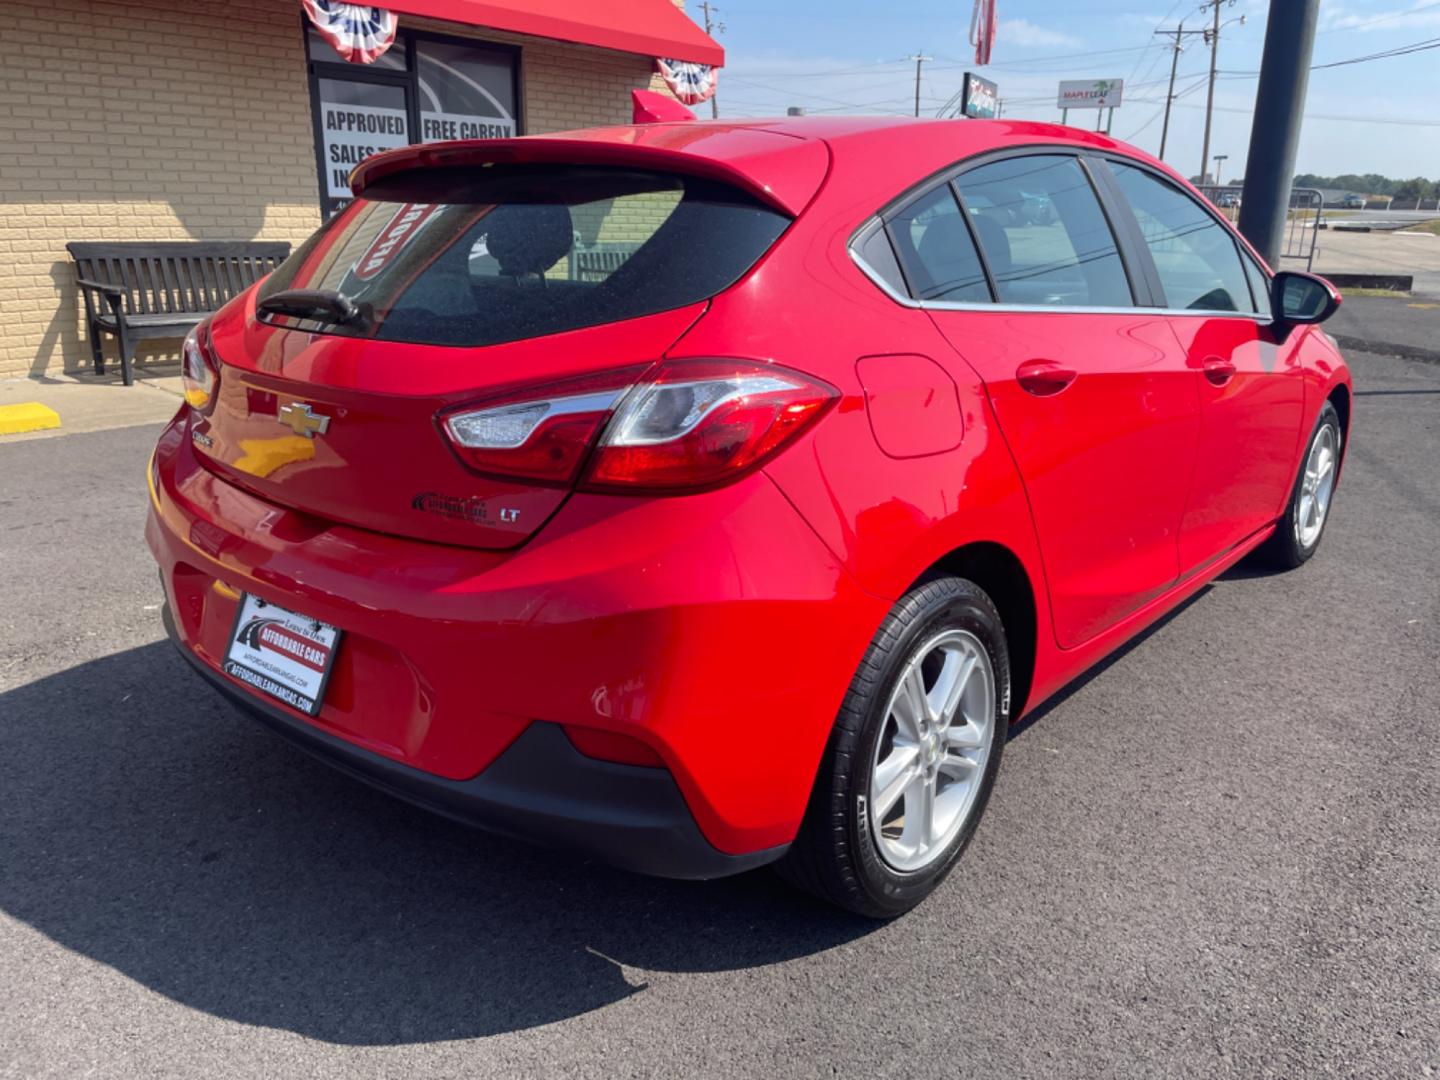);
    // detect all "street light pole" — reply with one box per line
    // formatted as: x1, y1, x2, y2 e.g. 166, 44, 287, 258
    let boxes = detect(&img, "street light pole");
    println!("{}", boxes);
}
1238, 0, 1322, 266
1213, 154, 1228, 184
